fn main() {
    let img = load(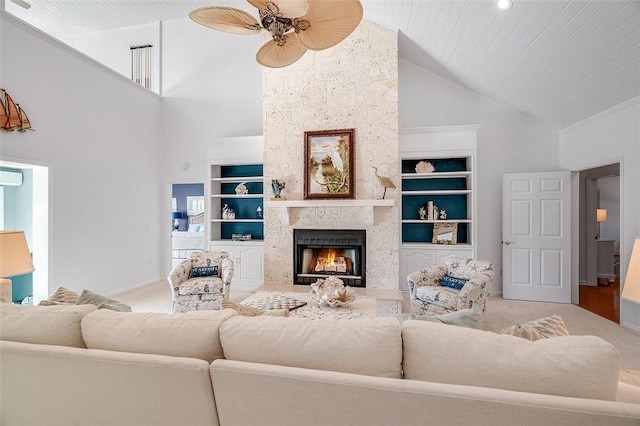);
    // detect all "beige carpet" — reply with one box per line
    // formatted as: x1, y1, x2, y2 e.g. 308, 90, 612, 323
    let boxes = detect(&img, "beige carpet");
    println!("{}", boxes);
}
116, 281, 640, 370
